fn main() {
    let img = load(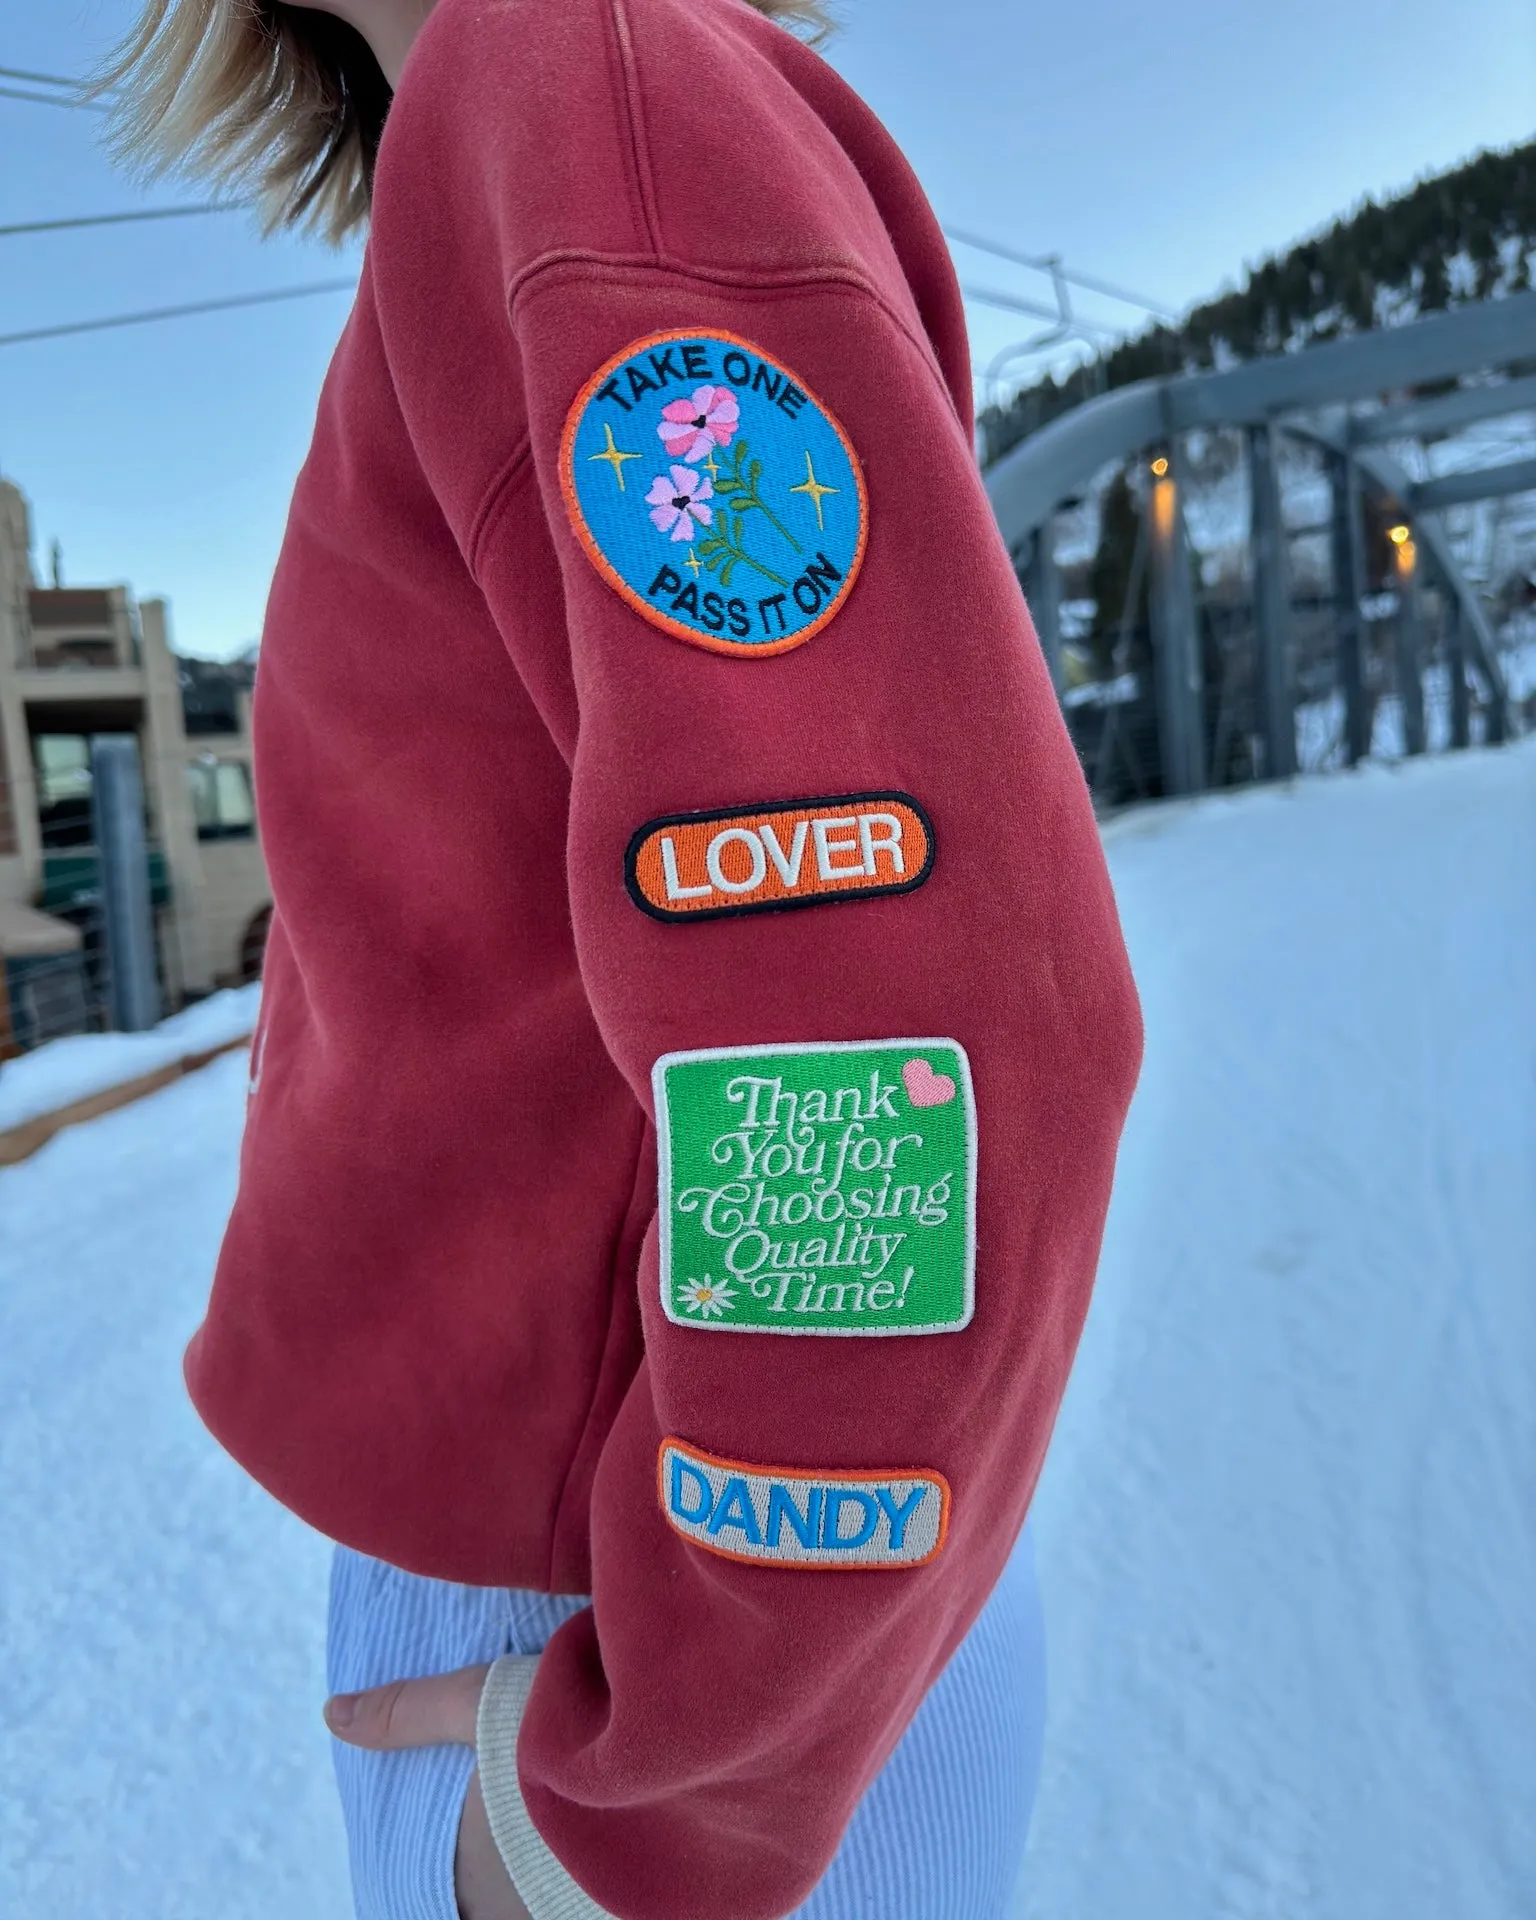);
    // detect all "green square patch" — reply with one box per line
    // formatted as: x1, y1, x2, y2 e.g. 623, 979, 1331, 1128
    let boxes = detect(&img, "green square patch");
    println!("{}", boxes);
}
653, 1039, 976, 1337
